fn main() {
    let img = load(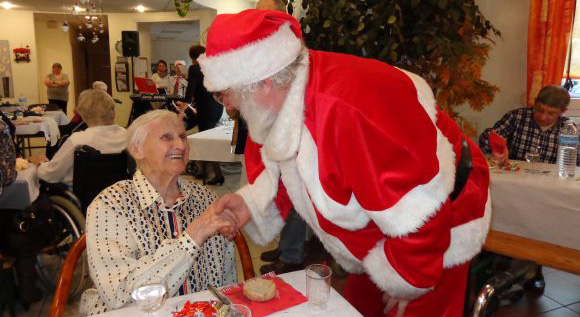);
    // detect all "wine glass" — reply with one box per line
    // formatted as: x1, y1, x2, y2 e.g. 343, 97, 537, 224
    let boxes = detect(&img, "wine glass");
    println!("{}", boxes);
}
525, 147, 540, 173
130, 276, 167, 315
